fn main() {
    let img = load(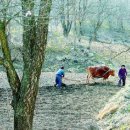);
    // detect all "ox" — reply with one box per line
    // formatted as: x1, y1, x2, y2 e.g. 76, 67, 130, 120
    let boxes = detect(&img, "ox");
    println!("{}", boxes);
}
86, 66, 115, 83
